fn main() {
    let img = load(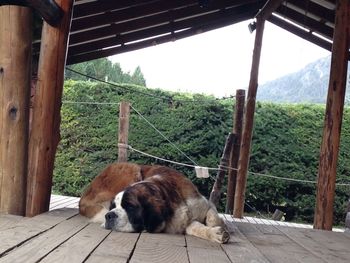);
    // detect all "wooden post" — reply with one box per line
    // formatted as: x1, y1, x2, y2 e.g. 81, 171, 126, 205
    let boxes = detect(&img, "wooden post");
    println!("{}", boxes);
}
314, 0, 349, 230
26, 0, 74, 217
233, 18, 265, 218
209, 133, 235, 208
0, 0, 63, 26
118, 102, 130, 162
225, 89, 245, 214
345, 199, 350, 233
0, 6, 32, 215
